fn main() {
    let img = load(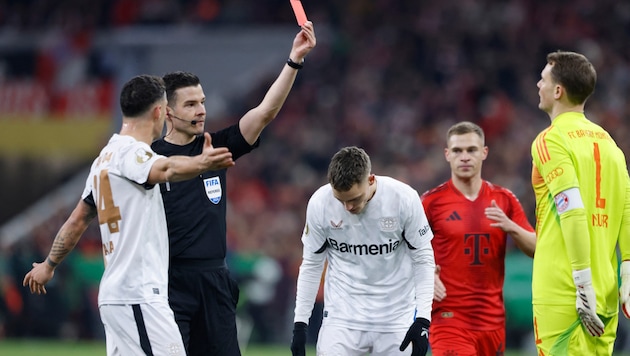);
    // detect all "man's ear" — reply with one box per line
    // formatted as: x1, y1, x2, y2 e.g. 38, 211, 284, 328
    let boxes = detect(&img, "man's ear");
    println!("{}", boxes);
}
554, 84, 563, 100
152, 104, 162, 121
